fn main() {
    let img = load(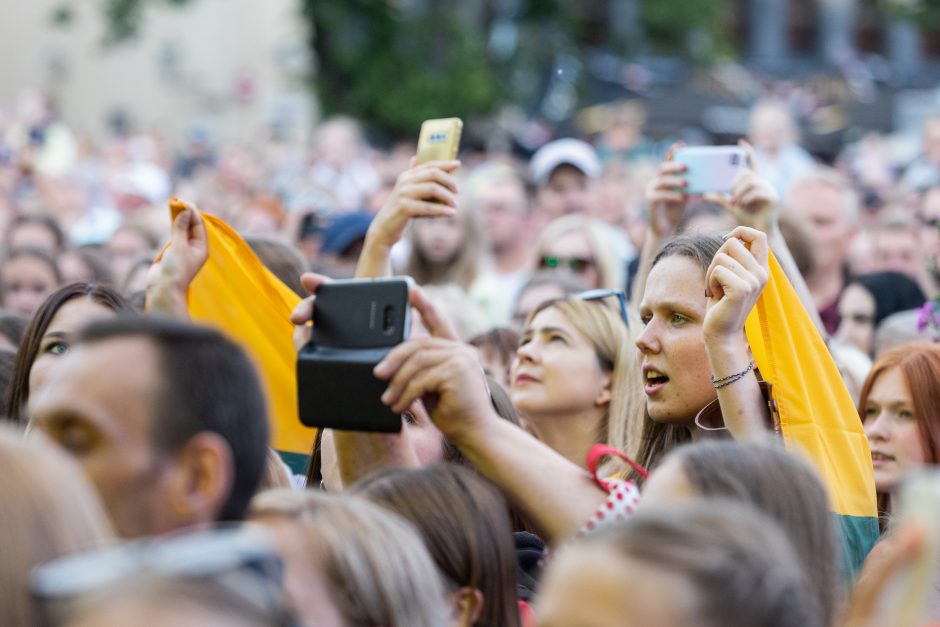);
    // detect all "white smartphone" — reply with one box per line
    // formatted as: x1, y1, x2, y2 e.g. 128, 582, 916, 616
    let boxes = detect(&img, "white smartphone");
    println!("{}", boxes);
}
672, 146, 747, 195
